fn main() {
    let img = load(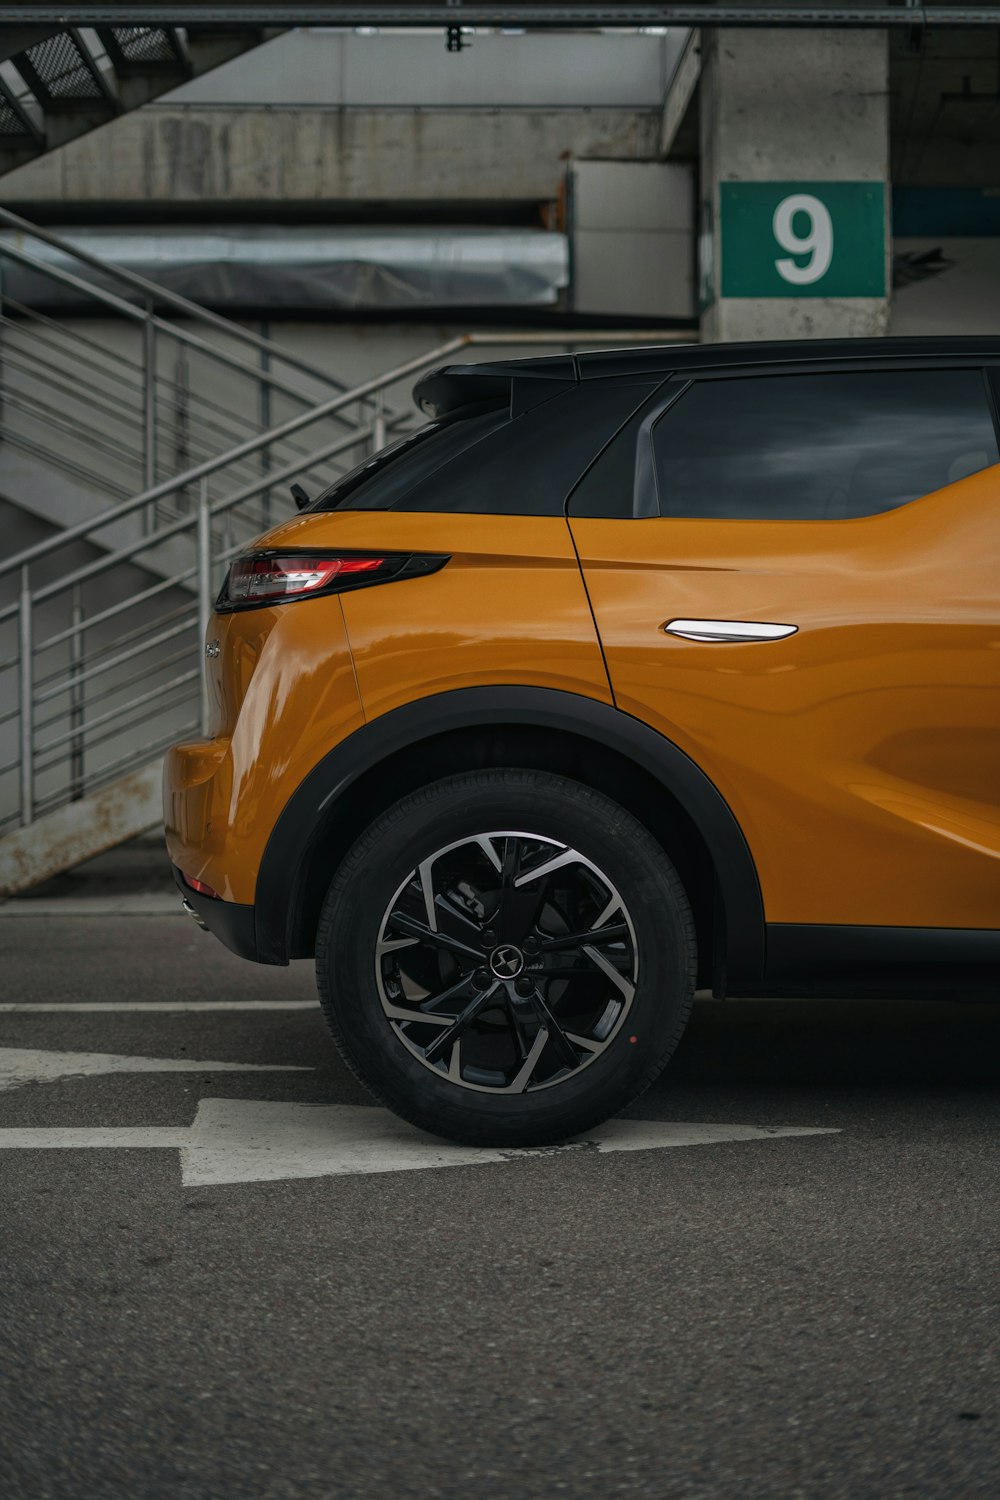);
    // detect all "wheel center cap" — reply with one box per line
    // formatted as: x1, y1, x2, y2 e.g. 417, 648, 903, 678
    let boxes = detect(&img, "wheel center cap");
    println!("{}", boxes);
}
489, 944, 525, 980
